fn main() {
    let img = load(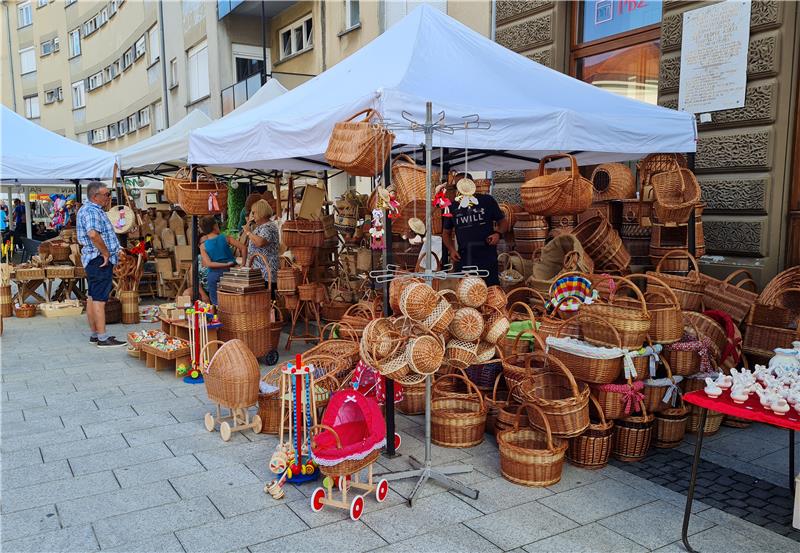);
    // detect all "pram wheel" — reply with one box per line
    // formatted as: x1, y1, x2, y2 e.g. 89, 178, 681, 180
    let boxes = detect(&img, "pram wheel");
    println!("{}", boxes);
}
349, 495, 365, 521
204, 413, 215, 432
394, 433, 401, 450
375, 479, 389, 503
310, 487, 326, 512
252, 414, 263, 434
265, 349, 279, 366
219, 421, 232, 442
